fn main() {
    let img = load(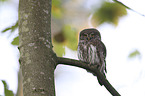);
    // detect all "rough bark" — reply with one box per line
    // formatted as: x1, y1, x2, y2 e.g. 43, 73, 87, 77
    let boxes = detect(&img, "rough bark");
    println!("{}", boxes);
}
19, 0, 57, 96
